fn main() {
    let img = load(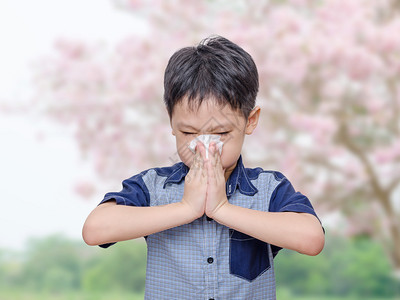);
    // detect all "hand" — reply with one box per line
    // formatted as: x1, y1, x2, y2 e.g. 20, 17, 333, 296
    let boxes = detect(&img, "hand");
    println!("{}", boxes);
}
181, 142, 207, 220
205, 143, 228, 218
